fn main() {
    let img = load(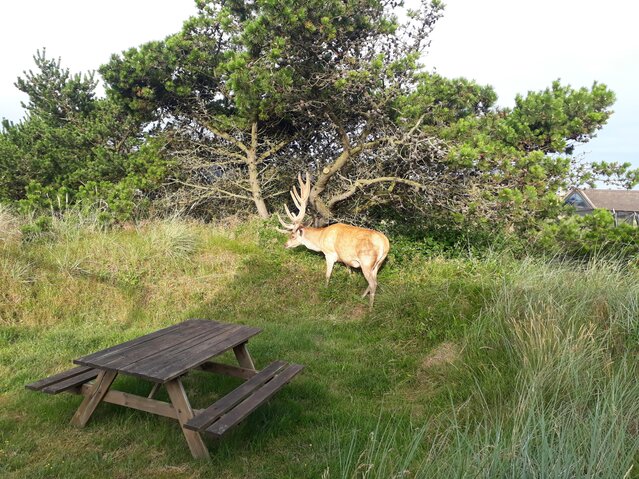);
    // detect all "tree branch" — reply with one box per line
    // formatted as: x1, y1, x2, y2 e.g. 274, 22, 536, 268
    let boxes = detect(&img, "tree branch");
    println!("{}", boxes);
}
326, 176, 428, 208
204, 122, 250, 155
257, 137, 292, 163
168, 179, 253, 201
